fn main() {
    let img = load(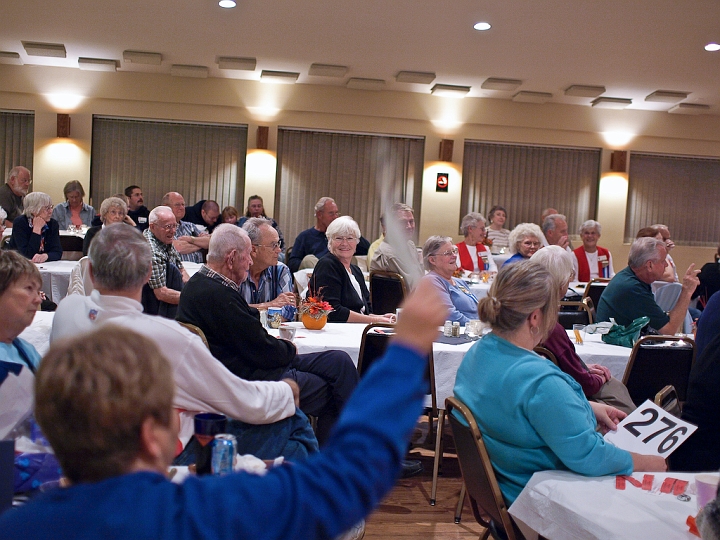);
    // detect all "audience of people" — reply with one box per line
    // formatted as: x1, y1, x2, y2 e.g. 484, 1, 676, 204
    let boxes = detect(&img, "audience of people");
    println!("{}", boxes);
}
311, 216, 393, 324
572, 219, 615, 282
503, 223, 543, 266
82, 196, 129, 256
453, 259, 665, 505
0, 166, 31, 228
596, 237, 698, 334
51, 180, 95, 229
485, 205, 510, 253
455, 212, 497, 274
8, 192, 62, 263
369, 203, 424, 290
240, 217, 296, 309
177, 224, 359, 444
160, 191, 209, 264
421, 235, 478, 325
